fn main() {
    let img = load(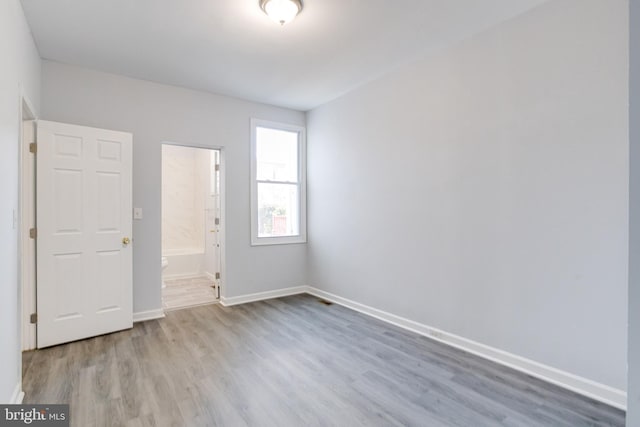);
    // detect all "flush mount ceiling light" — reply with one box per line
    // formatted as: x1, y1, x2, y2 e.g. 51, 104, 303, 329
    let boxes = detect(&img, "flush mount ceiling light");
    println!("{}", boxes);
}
259, 0, 303, 26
